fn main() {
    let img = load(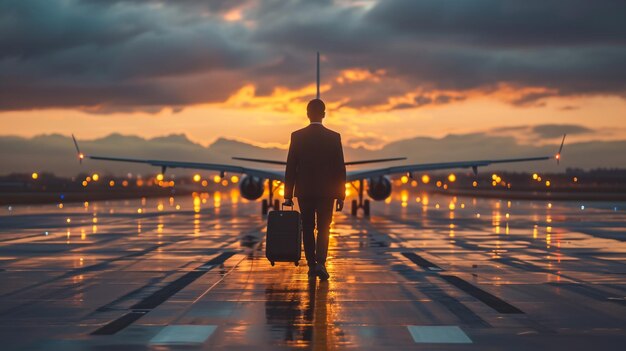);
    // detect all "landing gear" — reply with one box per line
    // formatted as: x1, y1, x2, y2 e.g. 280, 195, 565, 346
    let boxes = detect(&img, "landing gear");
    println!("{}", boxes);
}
261, 180, 283, 215
262, 199, 269, 215
363, 199, 370, 217
349, 179, 371, 218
